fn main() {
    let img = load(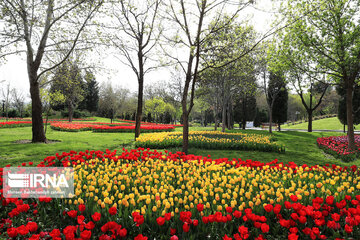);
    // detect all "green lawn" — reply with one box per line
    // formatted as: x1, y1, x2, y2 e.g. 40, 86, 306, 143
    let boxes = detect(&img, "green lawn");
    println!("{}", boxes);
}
1, 122, 359, 167
0, 122, 134, 167
284, 117, 360, 131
